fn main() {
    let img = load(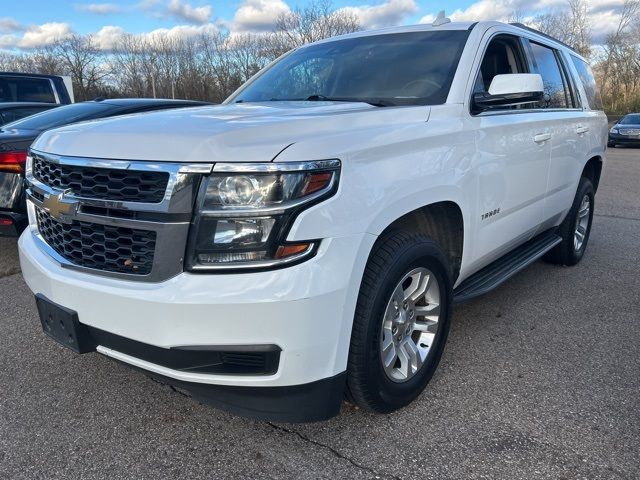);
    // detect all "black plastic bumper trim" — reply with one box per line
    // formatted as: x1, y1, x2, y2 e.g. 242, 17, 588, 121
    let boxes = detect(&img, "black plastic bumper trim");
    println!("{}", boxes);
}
0, 212, 27, 237
87, 325, 281, 375
142, 367, 346, 423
